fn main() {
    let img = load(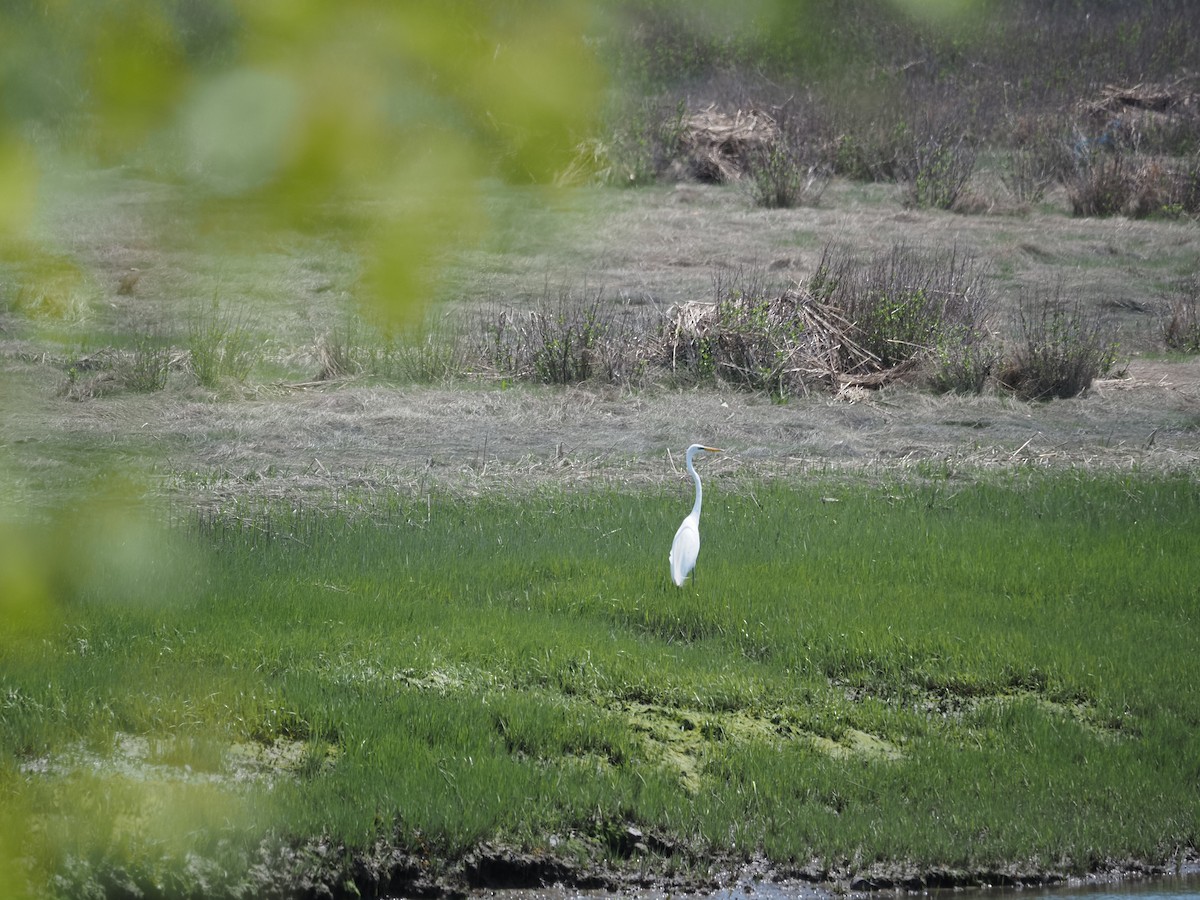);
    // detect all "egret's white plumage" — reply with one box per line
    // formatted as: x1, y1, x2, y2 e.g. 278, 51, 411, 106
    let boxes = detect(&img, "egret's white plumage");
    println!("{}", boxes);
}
669, 444, 722, 586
